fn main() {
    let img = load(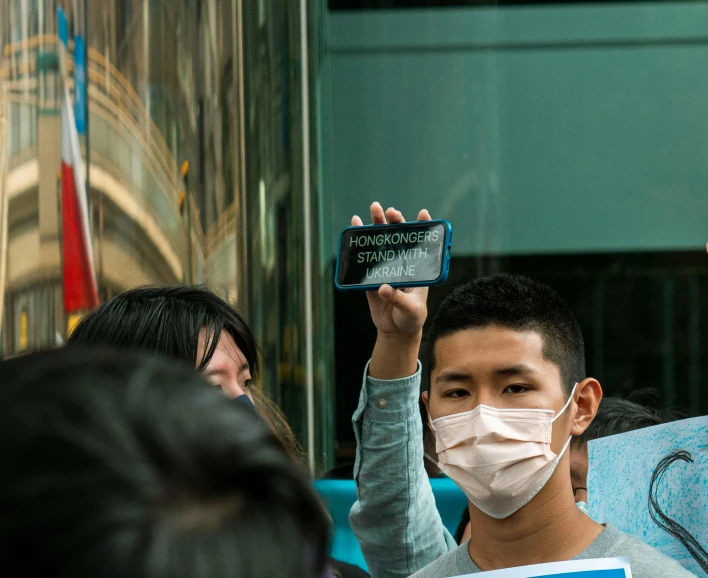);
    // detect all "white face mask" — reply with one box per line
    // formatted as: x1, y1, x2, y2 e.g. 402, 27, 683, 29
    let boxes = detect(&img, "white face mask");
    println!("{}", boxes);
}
431, 384, 577, 520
